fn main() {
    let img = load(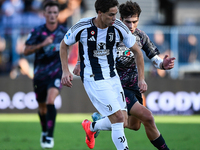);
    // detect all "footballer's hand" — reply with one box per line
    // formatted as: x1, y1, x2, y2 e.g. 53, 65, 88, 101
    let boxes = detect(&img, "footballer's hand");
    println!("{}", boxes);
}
138, 79, 147, 93
42, 35, 54, 47
73, 63, 80, 76
163, 55, 176, 70
61, 71, 73, 87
